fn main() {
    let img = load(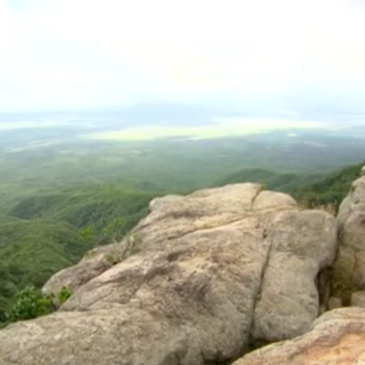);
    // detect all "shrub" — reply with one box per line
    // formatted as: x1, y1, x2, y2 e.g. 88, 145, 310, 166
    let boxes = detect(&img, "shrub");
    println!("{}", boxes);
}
58, 286, 72, 305
7, 286, 54, 323
105, 233, 142, 265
